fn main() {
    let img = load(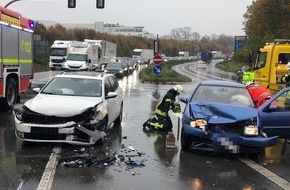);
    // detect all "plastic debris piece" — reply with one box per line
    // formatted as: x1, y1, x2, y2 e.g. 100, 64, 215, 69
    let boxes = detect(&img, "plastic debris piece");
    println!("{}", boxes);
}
128, 145, 135, 151
137, 152, 146, 156
134, 160, 142, 166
